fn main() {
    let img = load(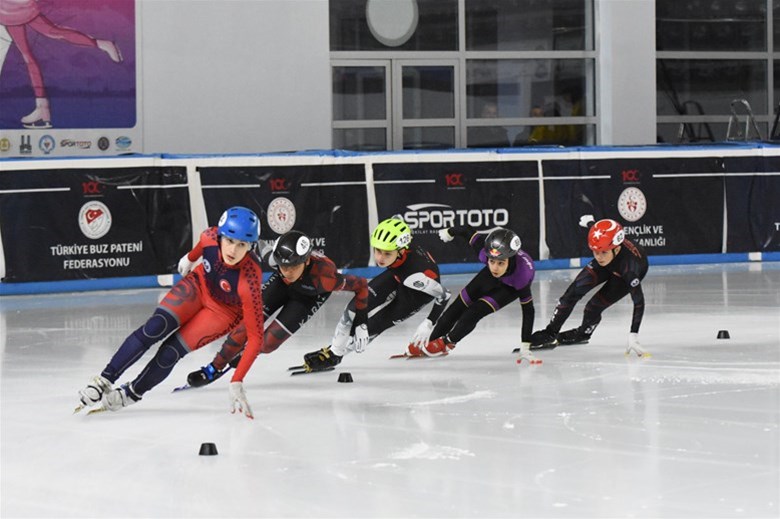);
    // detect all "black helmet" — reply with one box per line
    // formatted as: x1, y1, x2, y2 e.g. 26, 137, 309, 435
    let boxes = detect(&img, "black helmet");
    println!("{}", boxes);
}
484, 228, 521, 260
273, 230, 313, 266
